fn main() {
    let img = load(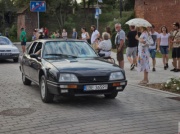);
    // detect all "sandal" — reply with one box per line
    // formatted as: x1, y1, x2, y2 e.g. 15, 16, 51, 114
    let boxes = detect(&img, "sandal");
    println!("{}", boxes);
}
138, 80, 149, 85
